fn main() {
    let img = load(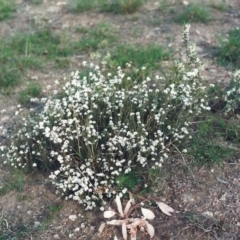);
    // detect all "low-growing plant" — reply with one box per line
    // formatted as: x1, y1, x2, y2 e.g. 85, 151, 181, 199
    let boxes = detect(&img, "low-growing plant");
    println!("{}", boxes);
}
175, 4, 211, 23
18, 82, 42, 104
185, 212, 225, 238
148, 16, 162, 26
224, 69, 240, 115
69, 0, 97, 13
37, 204, 62, 232
186, 112, 237, 167
0, 24, 212, 210
157, 0, 176, 15
0, 0, 16, 21
75, 23, 117, 52
209, 0, 227, 11
217, 28, 240, 68
0, 64, 21, 91
0, 29, 74, 91
189, 136, 234, 167
0, 168, 25, 196
99, 0, 146, 14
